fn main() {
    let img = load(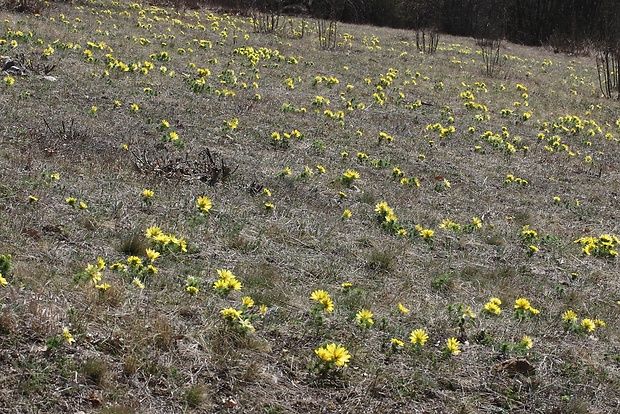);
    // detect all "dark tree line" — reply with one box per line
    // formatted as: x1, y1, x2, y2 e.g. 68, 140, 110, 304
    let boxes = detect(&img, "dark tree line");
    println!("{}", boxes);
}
207, 0, 620, 50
